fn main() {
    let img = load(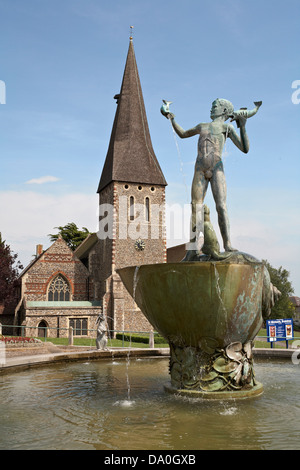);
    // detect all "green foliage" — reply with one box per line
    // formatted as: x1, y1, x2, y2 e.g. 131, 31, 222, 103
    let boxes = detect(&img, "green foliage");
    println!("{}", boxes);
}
115, 332, 167, 345
48, 222, 90, 250
0, 234, 23, 308
263, 260, 295, 319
